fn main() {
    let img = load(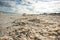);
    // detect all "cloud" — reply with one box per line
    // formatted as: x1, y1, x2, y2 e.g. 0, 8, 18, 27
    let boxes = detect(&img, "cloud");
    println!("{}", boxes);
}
0, 1, 11, 7
12, 0, 60, 13
0, 0, 60, 14
38, 0, 60, 2
31, 1, 60, 13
